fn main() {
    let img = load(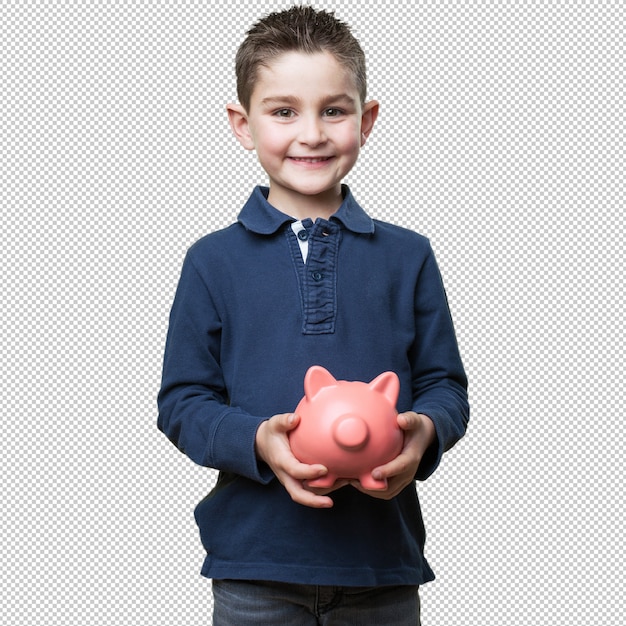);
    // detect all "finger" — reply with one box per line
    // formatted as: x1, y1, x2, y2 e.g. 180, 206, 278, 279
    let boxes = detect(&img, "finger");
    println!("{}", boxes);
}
397, 411, 419, 431
371, 452, 414, 481
284, 475, 334, 508
277, 412, 304, 435
351, 474, 410, 500
286, 461, 329, 482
